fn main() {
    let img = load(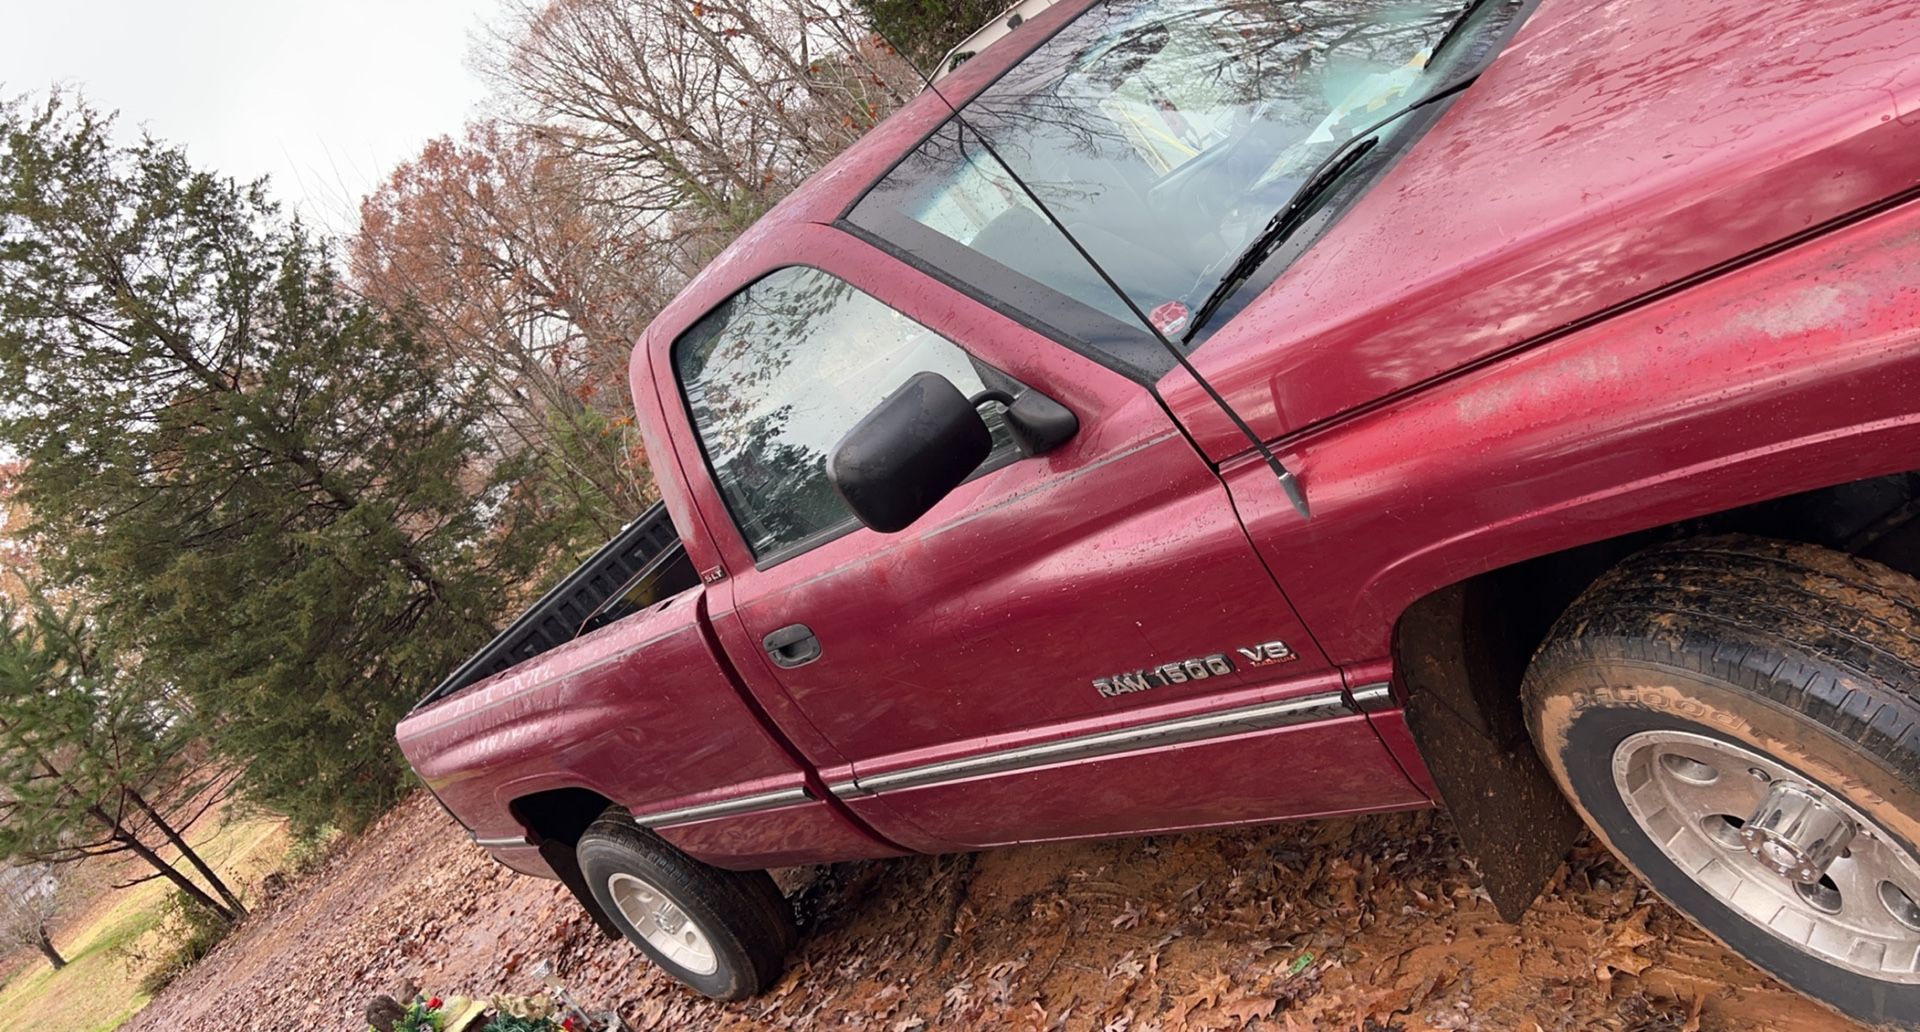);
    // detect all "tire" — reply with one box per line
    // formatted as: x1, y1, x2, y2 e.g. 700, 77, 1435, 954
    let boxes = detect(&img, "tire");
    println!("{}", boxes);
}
577, 808, 795, 1000
1523, 534, 1920, 1028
